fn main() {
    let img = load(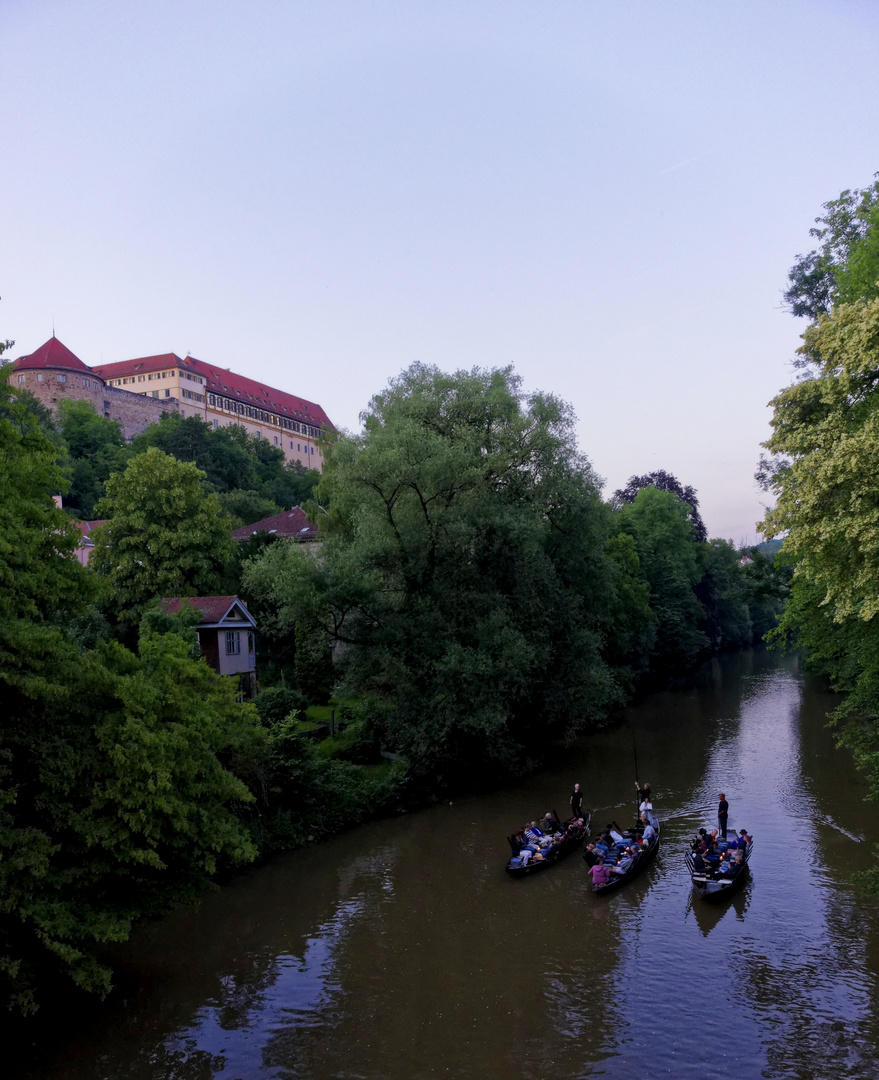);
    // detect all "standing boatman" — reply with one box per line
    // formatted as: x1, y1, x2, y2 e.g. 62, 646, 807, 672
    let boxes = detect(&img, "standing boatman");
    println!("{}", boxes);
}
718, 793, 729, 840
570, 783, 584, 820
